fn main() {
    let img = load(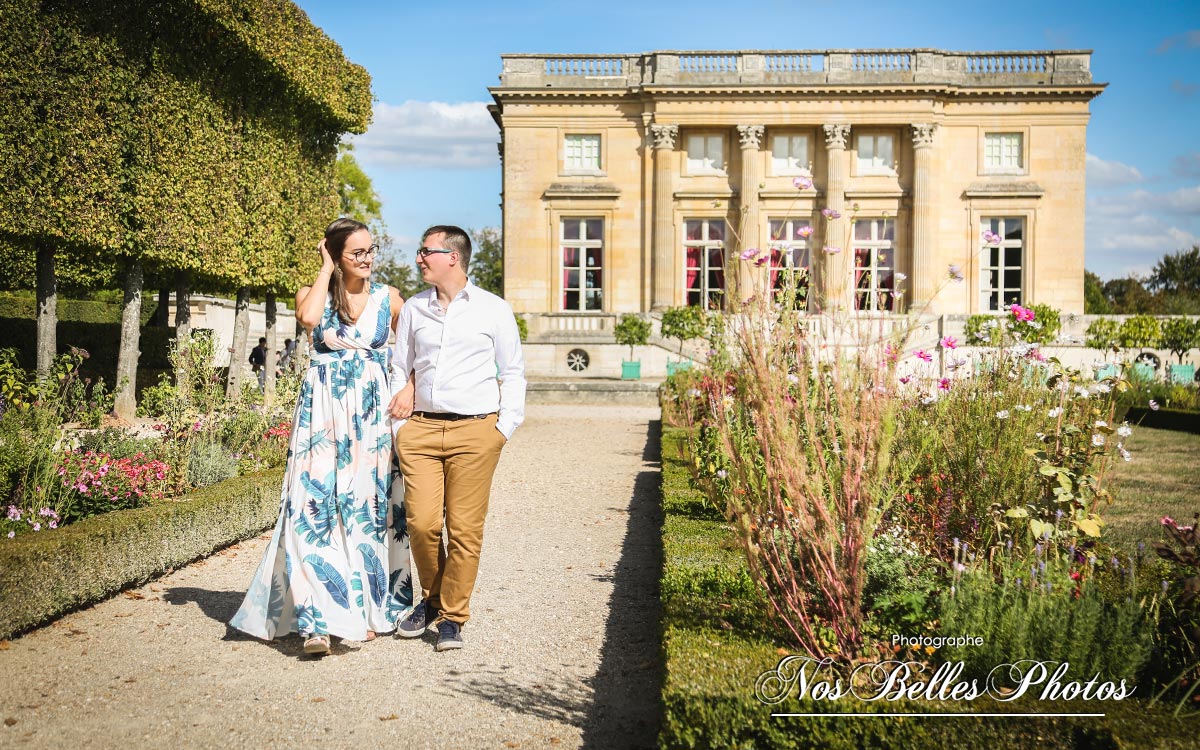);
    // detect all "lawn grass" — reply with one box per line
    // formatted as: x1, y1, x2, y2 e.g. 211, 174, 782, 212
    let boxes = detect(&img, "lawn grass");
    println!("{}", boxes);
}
1106, 426, 1200, 549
